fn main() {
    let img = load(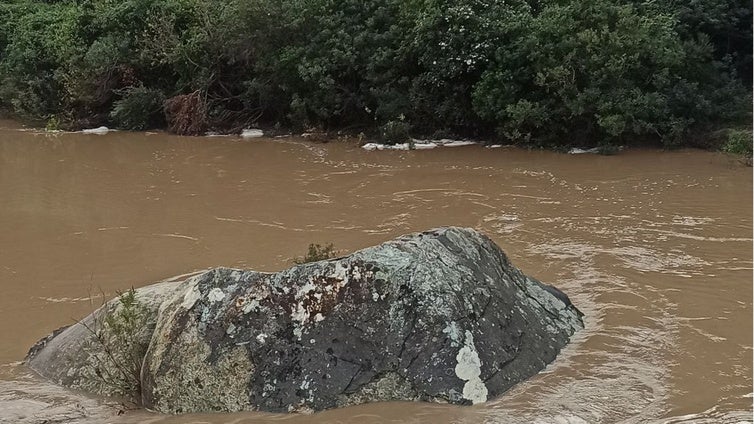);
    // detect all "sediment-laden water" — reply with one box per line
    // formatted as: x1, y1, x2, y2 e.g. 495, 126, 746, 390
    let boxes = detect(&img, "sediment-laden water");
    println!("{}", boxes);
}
0, 121, 751, 423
